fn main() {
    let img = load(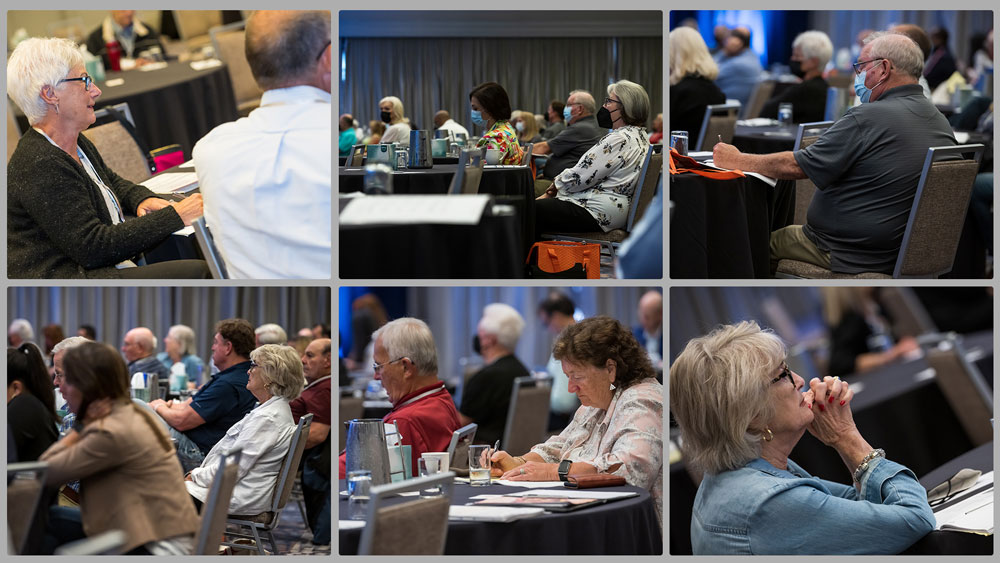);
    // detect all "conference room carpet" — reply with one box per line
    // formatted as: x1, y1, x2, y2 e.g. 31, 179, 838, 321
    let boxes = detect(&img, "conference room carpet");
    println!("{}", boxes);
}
226, 501, 330, 555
